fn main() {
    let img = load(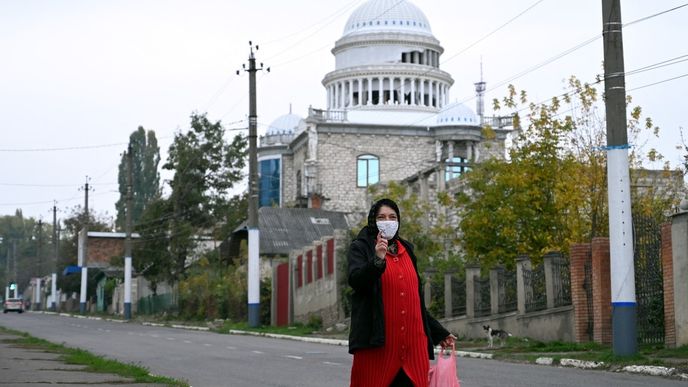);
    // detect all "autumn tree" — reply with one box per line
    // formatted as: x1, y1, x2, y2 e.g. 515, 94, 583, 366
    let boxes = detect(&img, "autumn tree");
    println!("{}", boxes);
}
456, 78, 682, 268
